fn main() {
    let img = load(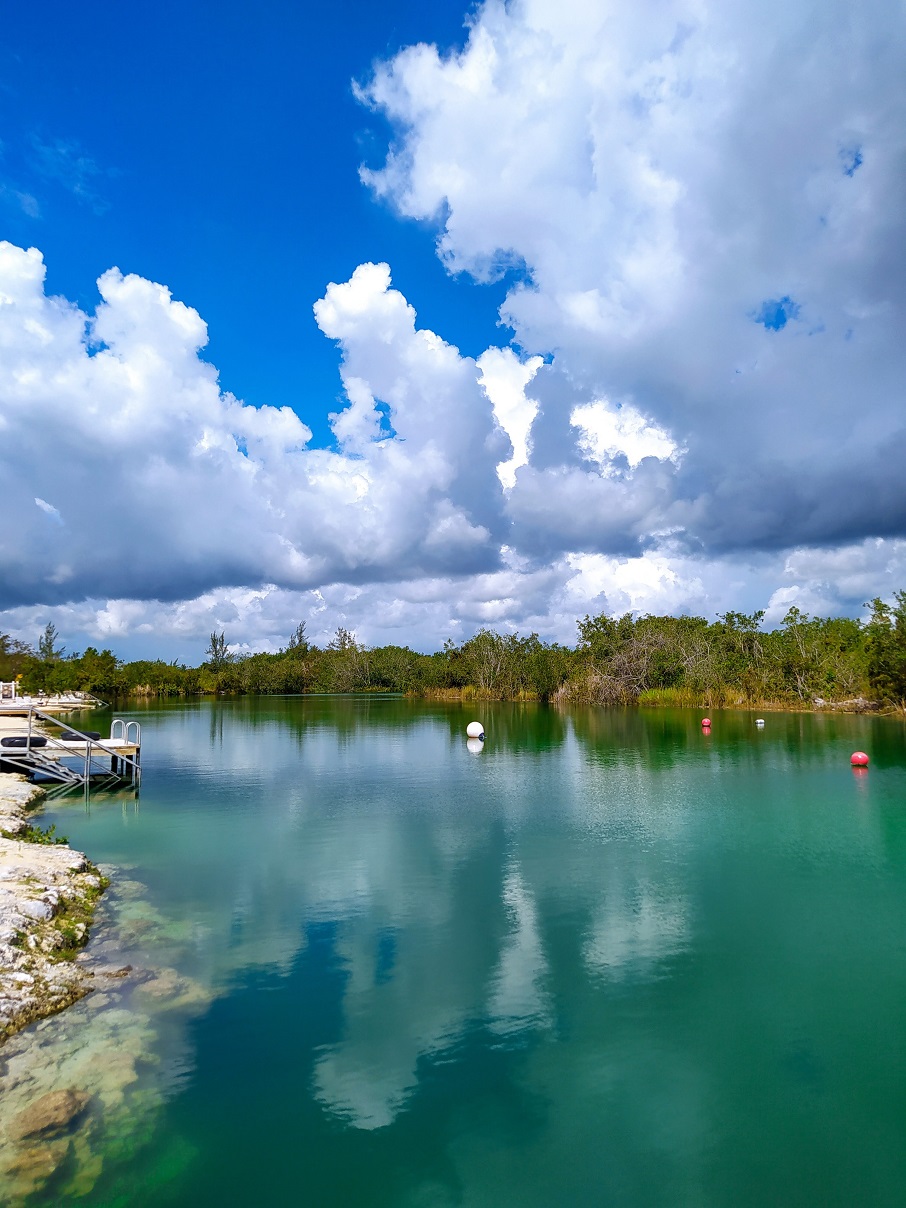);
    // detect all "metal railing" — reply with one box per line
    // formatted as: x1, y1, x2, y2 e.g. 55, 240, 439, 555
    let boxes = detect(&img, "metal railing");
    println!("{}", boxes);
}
1, 708, 141, 788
